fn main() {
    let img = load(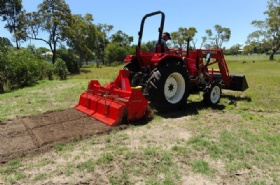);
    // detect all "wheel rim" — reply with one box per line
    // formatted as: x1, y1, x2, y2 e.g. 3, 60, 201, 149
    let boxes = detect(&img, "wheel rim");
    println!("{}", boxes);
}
210, 85, 221, 104
164, 72, 185, 104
